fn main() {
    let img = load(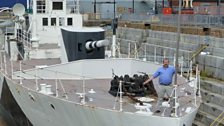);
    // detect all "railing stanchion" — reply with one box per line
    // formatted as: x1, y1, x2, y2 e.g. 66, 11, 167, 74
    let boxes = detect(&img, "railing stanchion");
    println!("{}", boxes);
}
35, 68, 39, 91
19, 61, 22, 84
119, 81, 123, 112
55, 71, 58, 97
